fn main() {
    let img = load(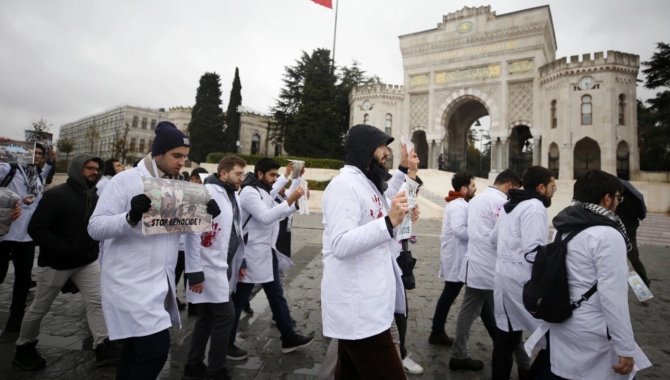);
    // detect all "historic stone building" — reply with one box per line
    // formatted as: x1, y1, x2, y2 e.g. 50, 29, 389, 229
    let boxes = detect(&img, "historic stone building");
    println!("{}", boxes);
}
350, 5, 640, 179
59, 105, 278, 162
